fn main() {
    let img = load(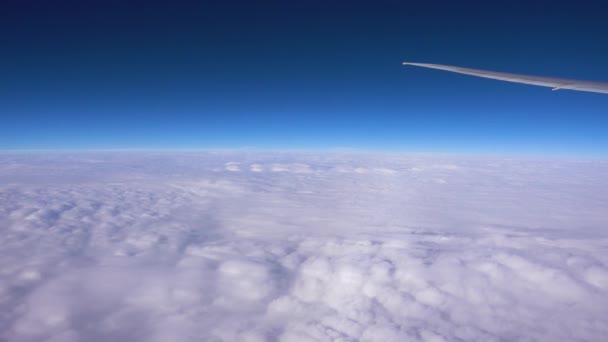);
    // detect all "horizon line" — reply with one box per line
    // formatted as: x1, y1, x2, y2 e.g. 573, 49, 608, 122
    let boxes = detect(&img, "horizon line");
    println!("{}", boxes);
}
0, 147, 606, 160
